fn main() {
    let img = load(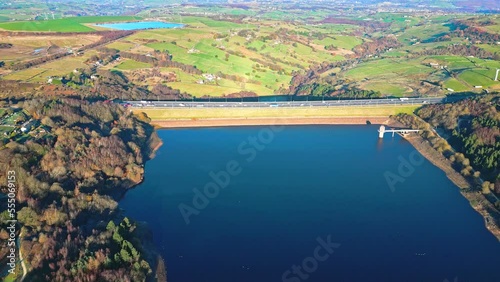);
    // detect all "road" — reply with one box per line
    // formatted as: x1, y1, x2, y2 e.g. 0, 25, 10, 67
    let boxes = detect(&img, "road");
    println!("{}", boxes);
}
127, 97, 445, 108
19, 230, 27, 282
